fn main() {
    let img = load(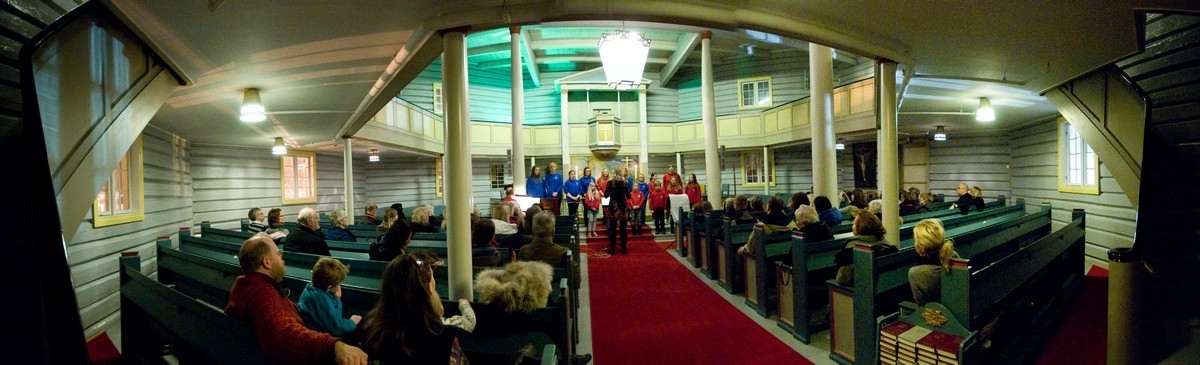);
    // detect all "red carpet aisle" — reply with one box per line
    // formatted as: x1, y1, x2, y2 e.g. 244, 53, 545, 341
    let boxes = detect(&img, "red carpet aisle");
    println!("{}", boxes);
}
1036, 266, 1109, 365
586, 234, 815, 365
